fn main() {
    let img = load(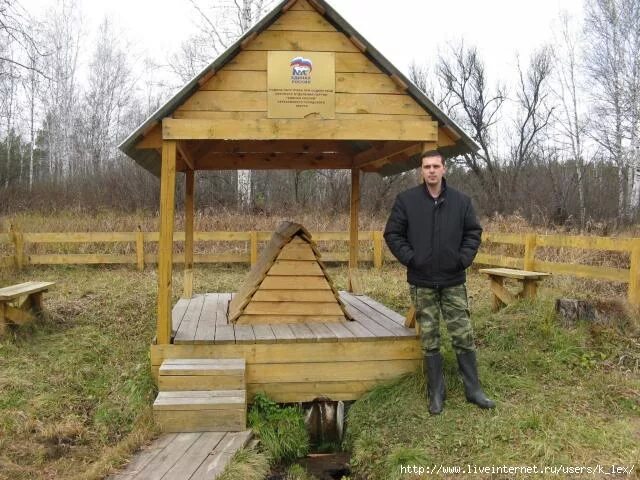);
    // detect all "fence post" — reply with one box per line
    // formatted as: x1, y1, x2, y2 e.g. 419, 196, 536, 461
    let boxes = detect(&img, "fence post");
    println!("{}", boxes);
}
629, 239, 640, 306
373, 230, 384, 270
524, 233, 537, 271
10, 224, 24, 270
136, 226, 145, 271
250, 231, 258, 266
